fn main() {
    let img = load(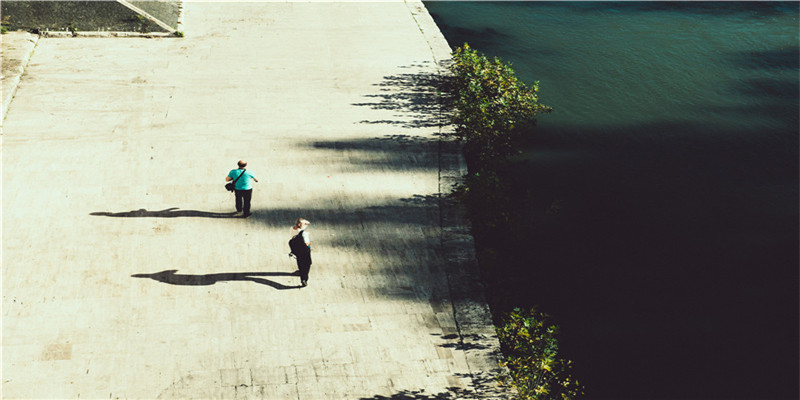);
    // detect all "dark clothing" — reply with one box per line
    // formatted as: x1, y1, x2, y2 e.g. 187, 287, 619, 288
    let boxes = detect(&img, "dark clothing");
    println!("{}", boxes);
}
298, 257, 311, 282
235, 189, 252, 215
289, 229, 312, 282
